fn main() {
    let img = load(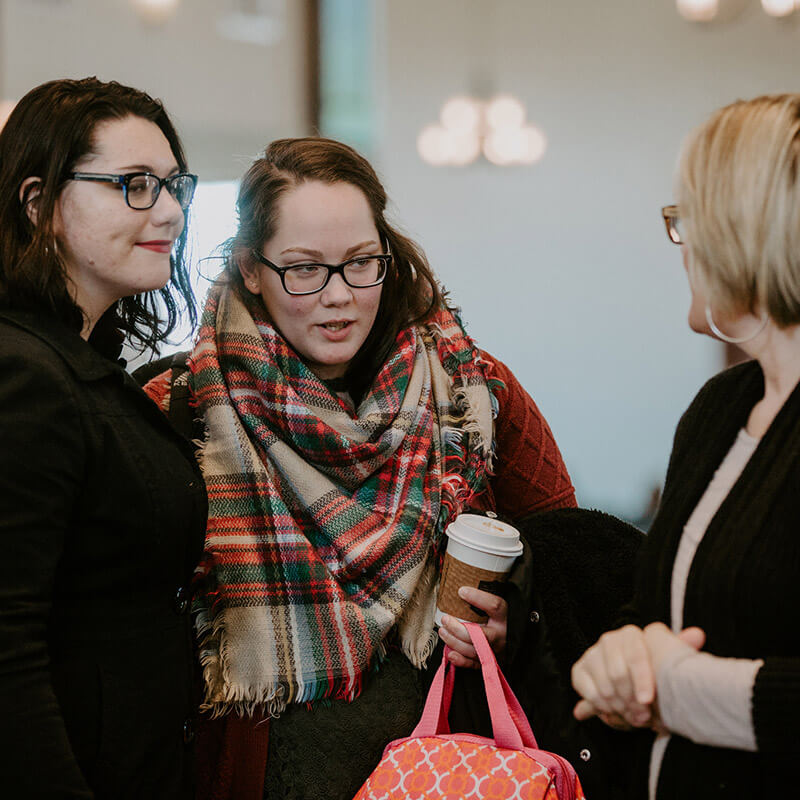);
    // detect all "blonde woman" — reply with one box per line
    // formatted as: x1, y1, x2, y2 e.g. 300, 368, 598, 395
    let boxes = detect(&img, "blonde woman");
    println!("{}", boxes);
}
571, 95, 800, 798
